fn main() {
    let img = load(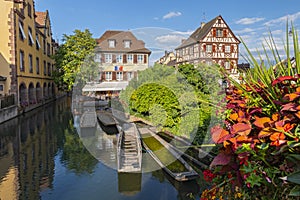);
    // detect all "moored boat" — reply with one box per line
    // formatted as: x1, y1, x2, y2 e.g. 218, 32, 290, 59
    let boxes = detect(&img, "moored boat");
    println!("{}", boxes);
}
139, 127, 199, 182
